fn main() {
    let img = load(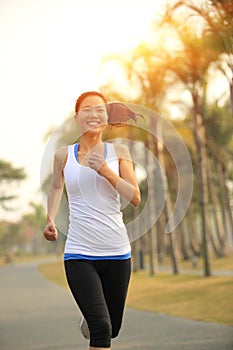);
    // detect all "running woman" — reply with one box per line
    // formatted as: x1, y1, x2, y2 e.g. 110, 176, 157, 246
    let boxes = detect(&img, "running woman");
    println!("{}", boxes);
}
43, 91, 141, 350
